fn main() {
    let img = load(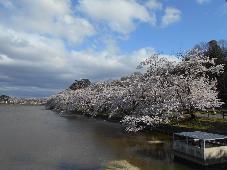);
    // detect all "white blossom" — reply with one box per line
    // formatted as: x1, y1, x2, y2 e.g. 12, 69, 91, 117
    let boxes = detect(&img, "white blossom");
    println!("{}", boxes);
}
46, 49, 224, 132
